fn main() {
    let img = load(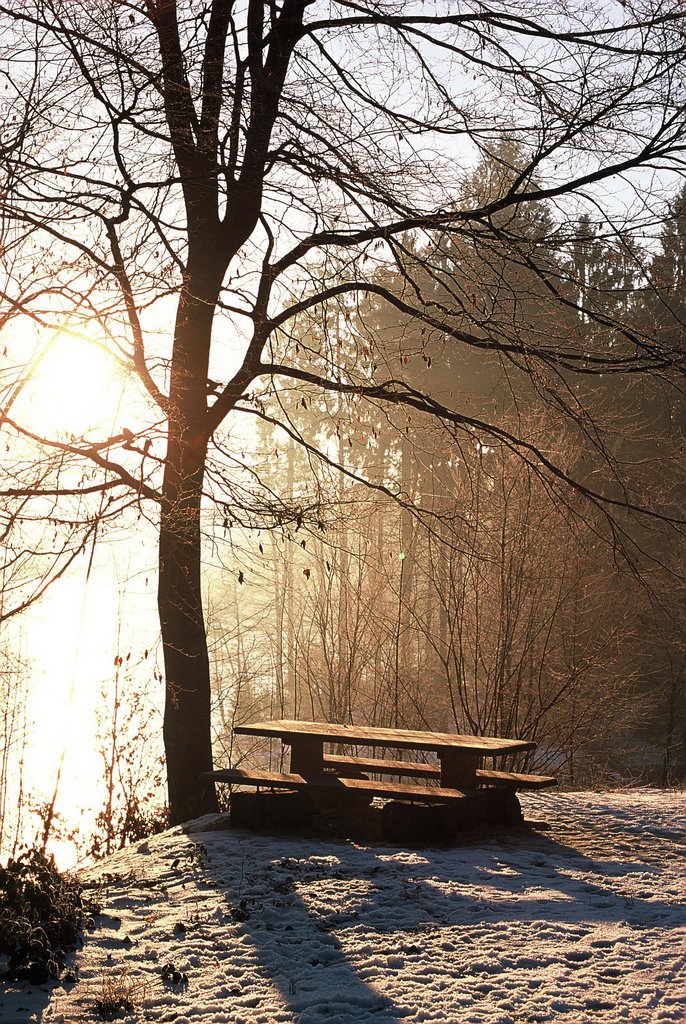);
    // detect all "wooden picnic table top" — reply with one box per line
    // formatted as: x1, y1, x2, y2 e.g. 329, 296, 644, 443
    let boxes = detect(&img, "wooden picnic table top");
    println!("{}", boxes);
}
233, 719, 536, 757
